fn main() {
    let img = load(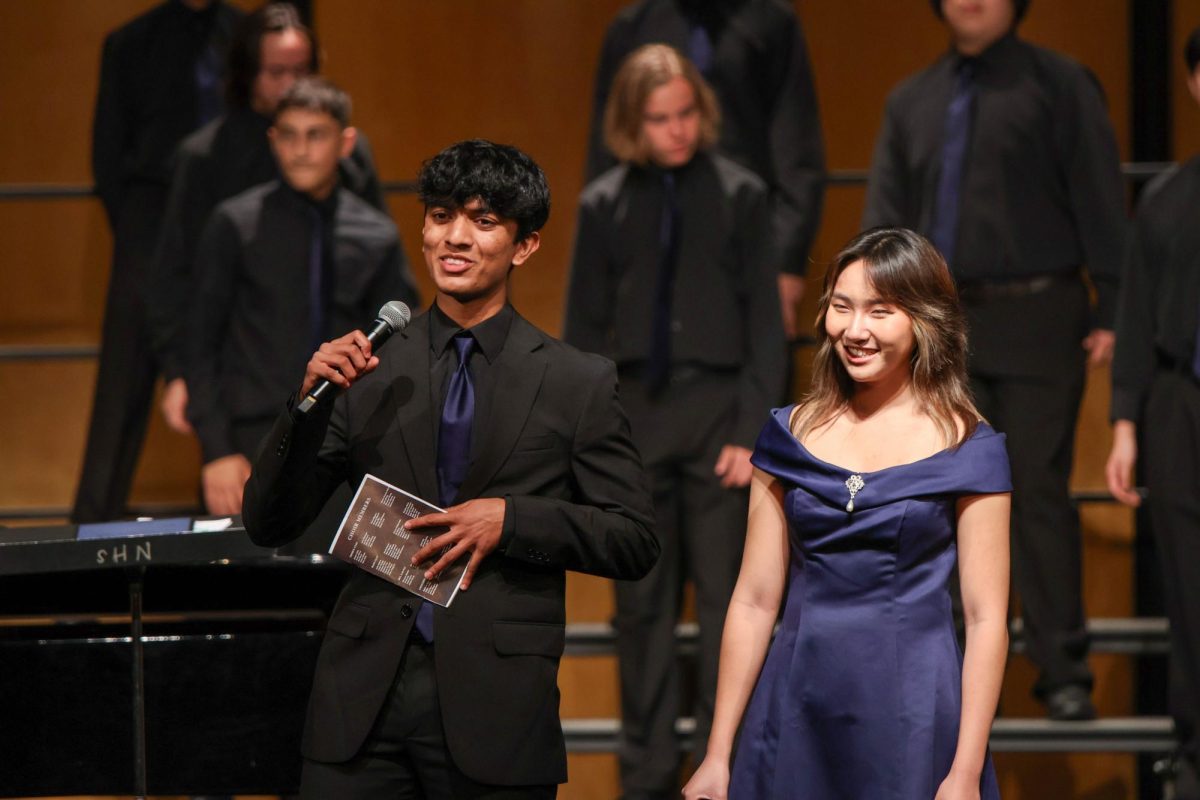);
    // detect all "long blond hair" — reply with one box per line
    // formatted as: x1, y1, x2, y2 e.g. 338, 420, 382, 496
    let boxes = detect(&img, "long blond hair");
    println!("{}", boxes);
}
602, 43, 721, 165
793, 227, 980, 447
